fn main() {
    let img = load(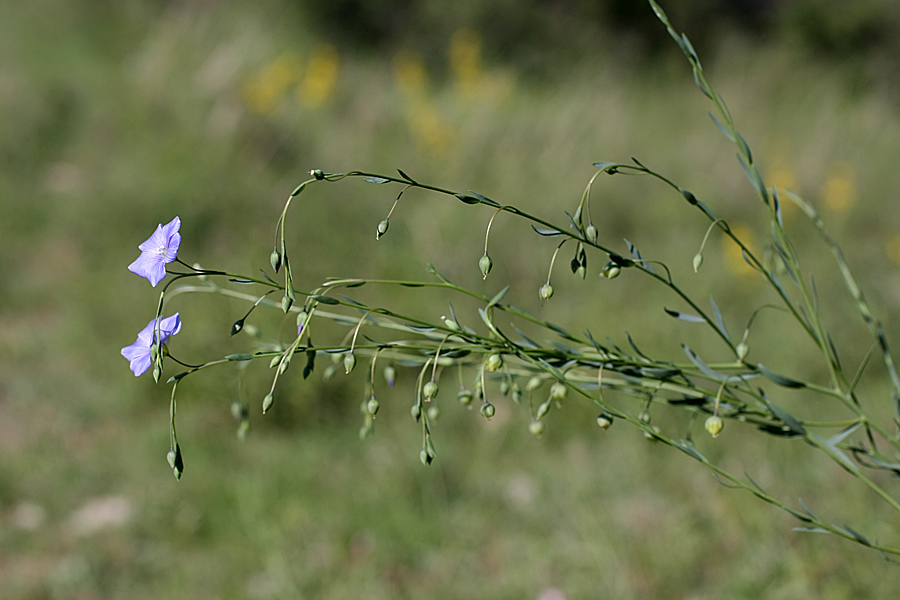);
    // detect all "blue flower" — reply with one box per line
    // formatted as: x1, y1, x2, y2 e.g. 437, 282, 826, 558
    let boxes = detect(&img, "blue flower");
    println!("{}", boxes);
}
128, 217, 181, 287
121, 313, 182, 376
